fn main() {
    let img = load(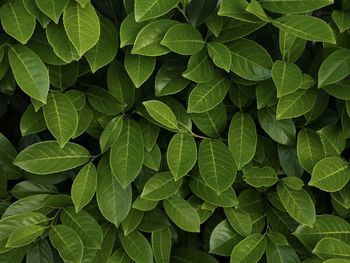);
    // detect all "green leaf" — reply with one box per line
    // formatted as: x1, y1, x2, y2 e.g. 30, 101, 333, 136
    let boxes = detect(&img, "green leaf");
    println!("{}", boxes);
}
313, 237, 350, 260
332, 11, 350, 33
85, 16, 119, 73
293, 214, 350, 251
230, 233, 267, 263
119, 230, 153, 263
121, 208, 144, 235
20, 104, 46, 136
26, 240, 54, 263
110, 119, 144, 188
187, 73, 231, 113
124, 52, 156, 88
228, 112, 257, 169
189, 176, 238, 207
297, 129, 325, 174
243, 166, 278, 188
99, 116, 123, 153
218, 0, 261, 23
109, 248, 131, 263
43, 92, 78, 148
97, 155, 132, 227
152, 228, 172, 263
266, 242, 299, 263
276, 88, 317, 120
182, 49, 214, 83
207, 42, 232, 73
279, 30, 306, 63
49, 225, 83, 263
63, 1, 100, 56
140, 118, 159, 151
143, 100, 178, 130
227, 38, 273, 81
209, 219, 242, 256
91, 224, 116, 263
161, 23, 205, 55
225, 208, 252, 237
71, 162, 97, 213
14, 141, 90, 175
8, 45, 49, 103
35, 0, 70, 24
132, 19, 177, 56
187, 0, 217, 27
134, 0, 180, 22
163, 195, 201, 232
141, 172, 183, 200
0, 0, 35, 44
260, 0, 334, 14
258, 108, 296, 145
272, 15, 336, 44
198, 139, 237, 194
309, 157, 350, 192
167, 133, 197, 180
272, 60, 303, 98
318, 49, 350, 88
277, 183, 316, 226
60, 207, 103, 249
318, 125, 346, 156
143, 144, 161, 169
6, 224, 46, 248
120, 12, 147, 48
